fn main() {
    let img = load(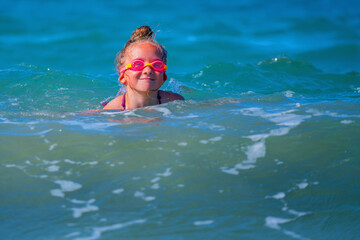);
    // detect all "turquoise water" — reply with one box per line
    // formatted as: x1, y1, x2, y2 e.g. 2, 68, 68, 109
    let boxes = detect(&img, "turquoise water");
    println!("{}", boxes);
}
1, 0, 360, 239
